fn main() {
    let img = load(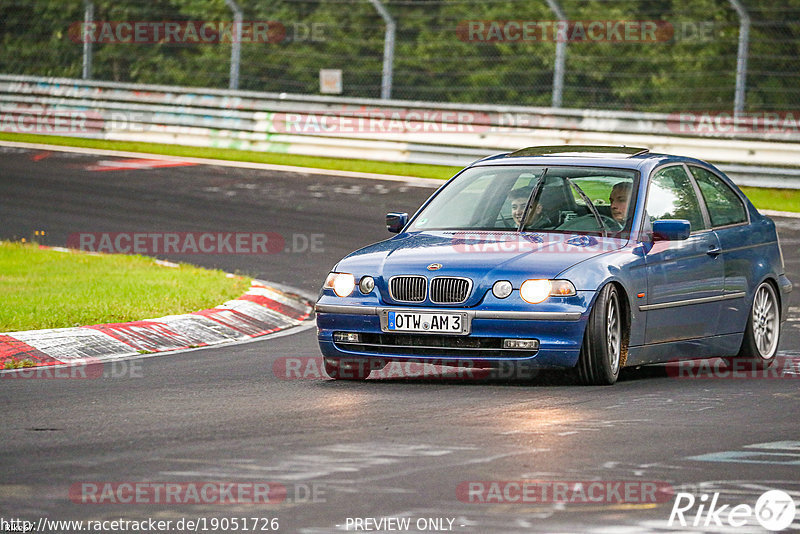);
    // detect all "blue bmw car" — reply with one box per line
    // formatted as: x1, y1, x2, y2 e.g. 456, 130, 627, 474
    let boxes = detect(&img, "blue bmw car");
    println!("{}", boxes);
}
316, 146, 792, 385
